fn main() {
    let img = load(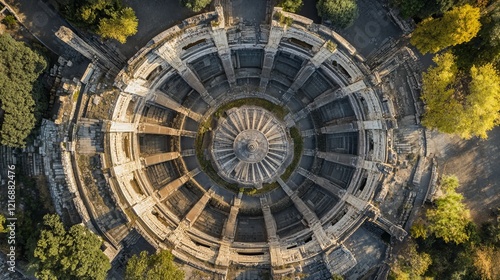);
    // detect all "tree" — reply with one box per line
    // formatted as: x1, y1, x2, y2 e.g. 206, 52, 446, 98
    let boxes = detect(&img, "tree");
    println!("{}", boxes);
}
453, 5, 500, 71
125, 250, 184, 280
97, 7, 138, 43
33, 214, 110, 280
389, 241, 432, 280
2, 15, 18, 29
0, 34, 47, 147
182, 0, 211, 12
421, 52, 500, 139
411, 4, 481, 54
473, 246, 500, 280
317, 0, 358, 28
426, 176, 471, 244
278, 0, 303, 13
